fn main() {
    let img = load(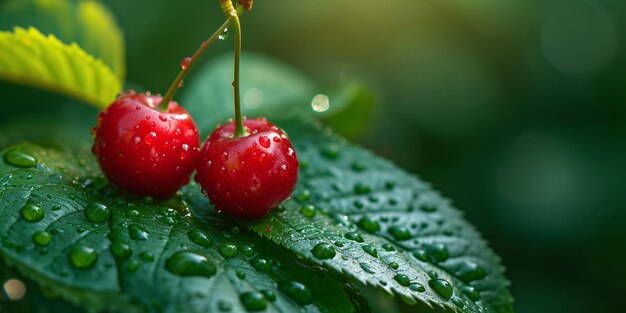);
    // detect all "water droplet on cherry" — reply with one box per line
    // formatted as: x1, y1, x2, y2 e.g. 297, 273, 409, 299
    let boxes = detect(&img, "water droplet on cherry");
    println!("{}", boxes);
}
259, 136, 271, 148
